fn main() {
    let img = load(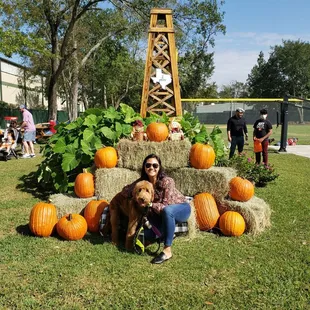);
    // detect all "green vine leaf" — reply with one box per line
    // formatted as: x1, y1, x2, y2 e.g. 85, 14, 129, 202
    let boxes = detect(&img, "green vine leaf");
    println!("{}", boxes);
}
84, 114, 98, 127
61, 145, 80, 172
81, 140, 93, 156
53, 137, 67, 153
83, 128, 95, 143
100, 126, 116, 142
